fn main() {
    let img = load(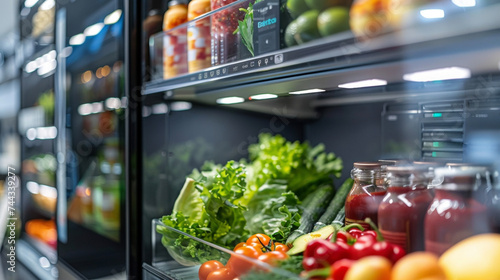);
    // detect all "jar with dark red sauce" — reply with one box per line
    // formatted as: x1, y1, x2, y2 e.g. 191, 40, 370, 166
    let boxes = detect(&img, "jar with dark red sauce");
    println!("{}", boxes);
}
425, 167, 490, 256
378, 165, 434, 253
345, 162, 387, 230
